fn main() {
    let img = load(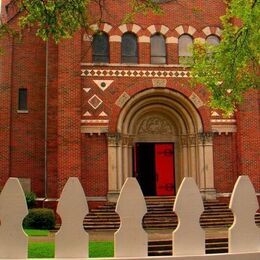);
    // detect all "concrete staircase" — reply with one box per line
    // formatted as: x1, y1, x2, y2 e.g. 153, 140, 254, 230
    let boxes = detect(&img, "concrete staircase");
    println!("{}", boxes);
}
84, 196, 260, 230
148, 238, 229, 256
84, 196, 260, 255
